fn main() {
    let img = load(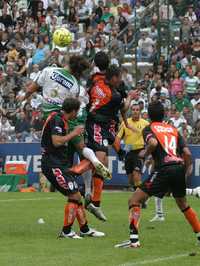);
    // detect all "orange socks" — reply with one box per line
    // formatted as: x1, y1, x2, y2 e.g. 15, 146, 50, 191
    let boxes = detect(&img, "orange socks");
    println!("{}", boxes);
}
129, 205, 141, 231
63, 202, 78, 227
91, 176, 104, 207
183, 206, 200, 233
129, 205, 141, 243
63, 201, 89, 233
69, 159, 93, 175
76, 203, 87, 227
